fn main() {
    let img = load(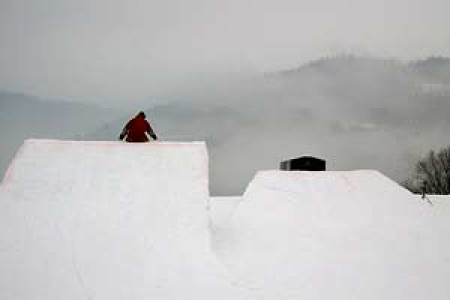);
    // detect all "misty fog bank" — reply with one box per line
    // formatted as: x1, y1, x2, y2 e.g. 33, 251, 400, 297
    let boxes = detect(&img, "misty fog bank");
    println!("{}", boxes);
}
89, 56, 450, 195
2, 56, 450, 195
